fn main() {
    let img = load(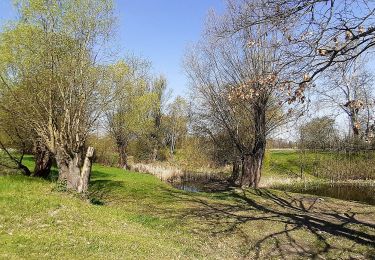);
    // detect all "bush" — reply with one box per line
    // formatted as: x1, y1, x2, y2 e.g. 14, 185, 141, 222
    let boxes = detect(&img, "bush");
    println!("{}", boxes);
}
87, 136, 118, 166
